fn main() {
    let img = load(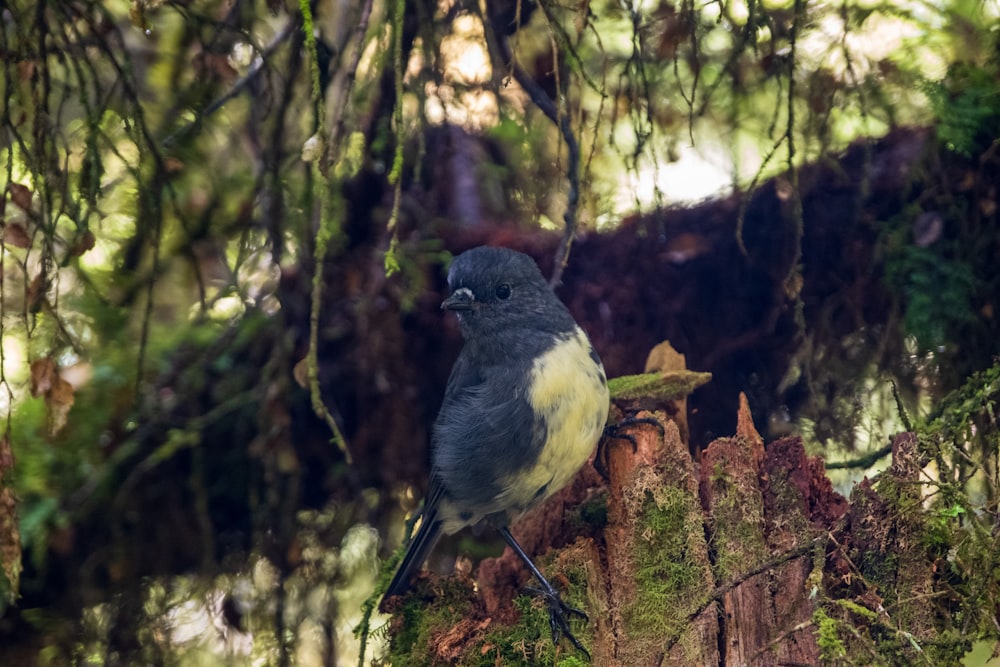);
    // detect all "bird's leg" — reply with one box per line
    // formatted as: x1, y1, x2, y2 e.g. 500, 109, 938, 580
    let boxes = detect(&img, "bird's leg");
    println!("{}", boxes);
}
498, 526, 590, 659
594, 415, 666, 480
